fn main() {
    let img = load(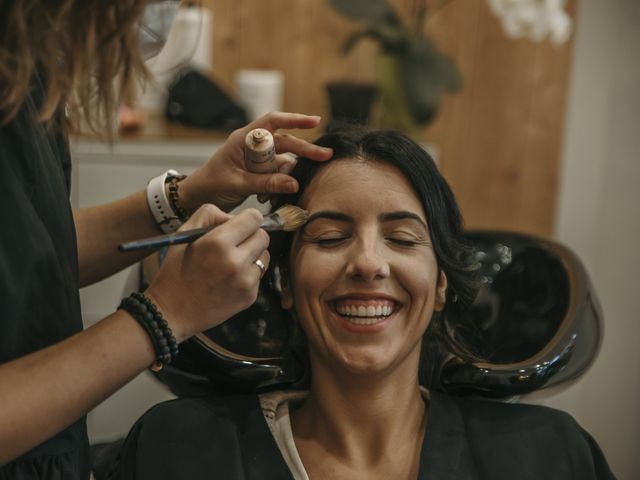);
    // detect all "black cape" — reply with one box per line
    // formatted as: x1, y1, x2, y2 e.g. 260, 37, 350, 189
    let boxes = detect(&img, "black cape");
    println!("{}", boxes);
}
0, 85, 89, 478
114, 391, 615, 479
